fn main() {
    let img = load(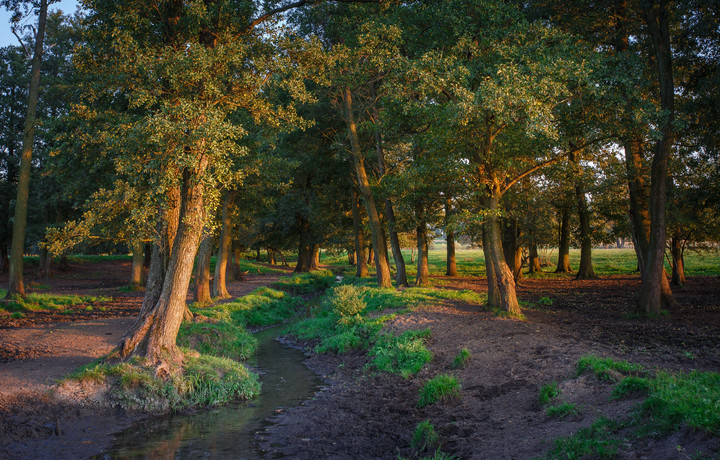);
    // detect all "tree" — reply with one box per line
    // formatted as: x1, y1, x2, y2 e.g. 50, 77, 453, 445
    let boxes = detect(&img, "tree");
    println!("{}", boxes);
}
4, 0, 50, 298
